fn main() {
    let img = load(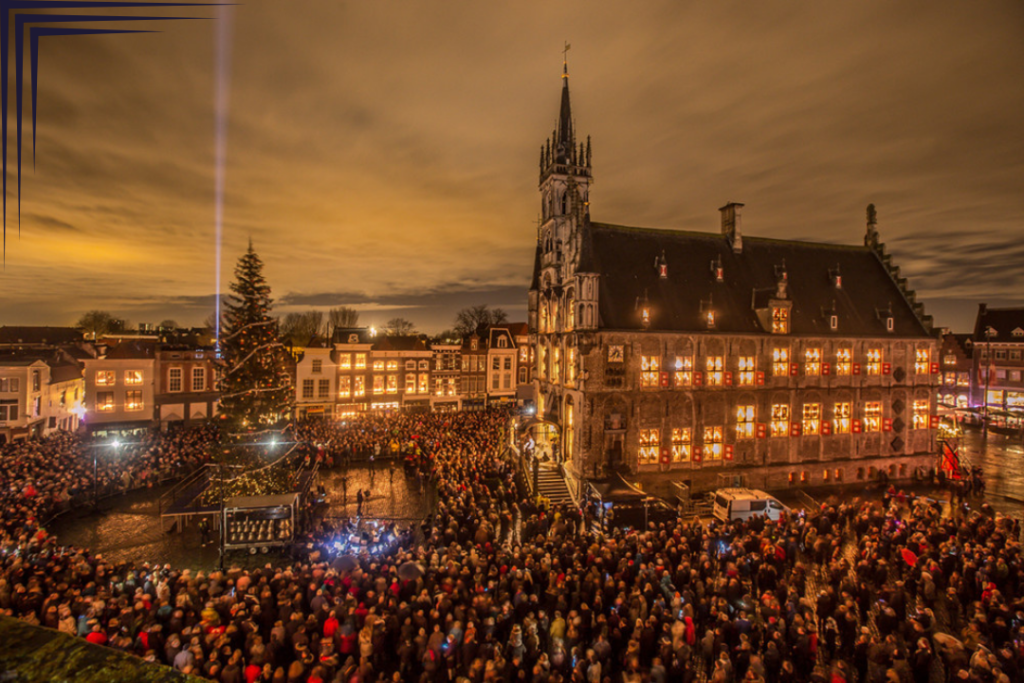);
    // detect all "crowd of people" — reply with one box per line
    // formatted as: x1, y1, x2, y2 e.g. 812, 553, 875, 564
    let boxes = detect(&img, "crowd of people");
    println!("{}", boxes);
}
1, 409, 1023, 683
